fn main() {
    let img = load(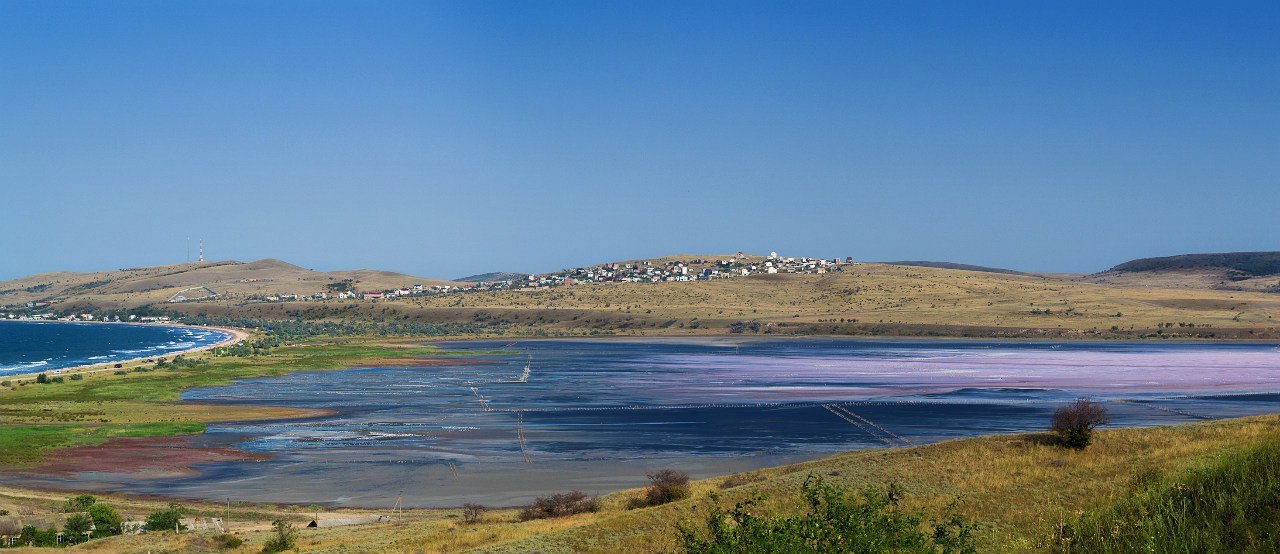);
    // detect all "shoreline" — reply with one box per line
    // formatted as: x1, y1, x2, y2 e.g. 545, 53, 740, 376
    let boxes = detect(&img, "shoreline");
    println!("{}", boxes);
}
0, 320, 249, 383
